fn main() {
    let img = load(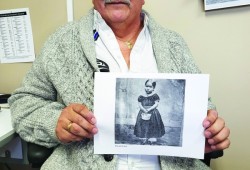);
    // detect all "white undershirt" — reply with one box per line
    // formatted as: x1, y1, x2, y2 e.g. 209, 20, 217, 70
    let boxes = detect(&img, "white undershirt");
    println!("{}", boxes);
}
94, 10, 160, 170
